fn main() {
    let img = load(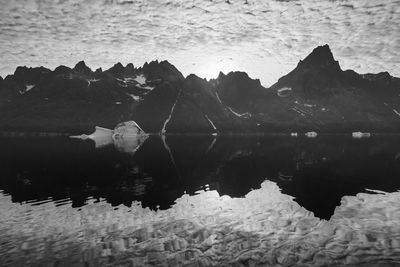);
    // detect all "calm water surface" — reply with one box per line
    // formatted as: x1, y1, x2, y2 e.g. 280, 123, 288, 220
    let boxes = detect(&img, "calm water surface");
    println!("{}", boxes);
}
1, 134, 400, 266
1, 134, 400, 218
